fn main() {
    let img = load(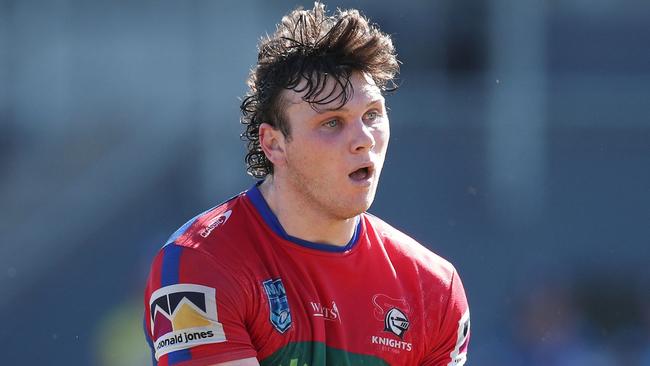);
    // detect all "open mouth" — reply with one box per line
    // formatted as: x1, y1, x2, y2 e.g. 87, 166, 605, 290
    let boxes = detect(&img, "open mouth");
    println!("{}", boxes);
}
349, 165, 373, 181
